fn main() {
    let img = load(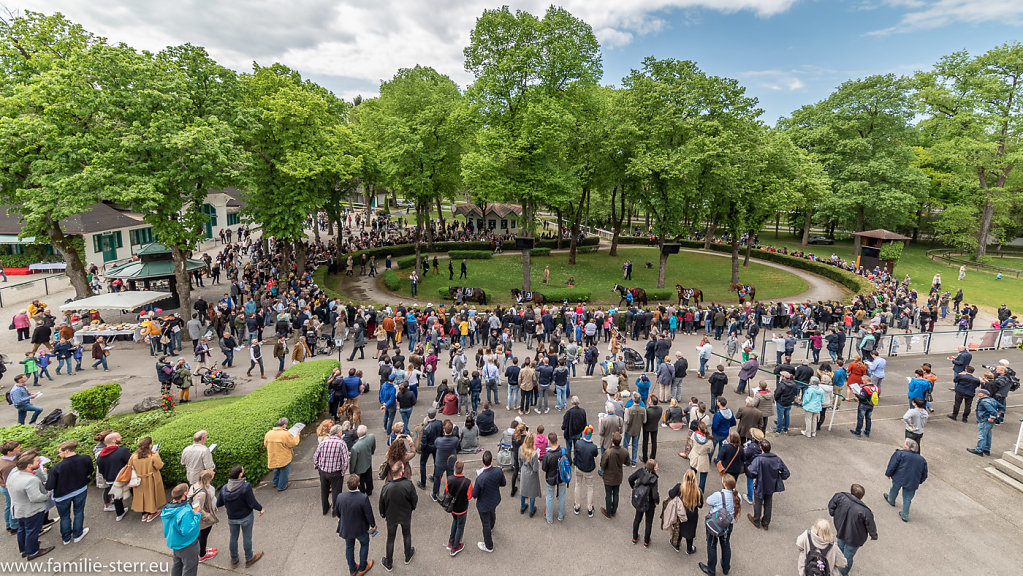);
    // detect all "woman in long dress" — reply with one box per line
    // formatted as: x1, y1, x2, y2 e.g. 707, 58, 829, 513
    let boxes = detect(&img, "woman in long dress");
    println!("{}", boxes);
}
129, 437, 165, 522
